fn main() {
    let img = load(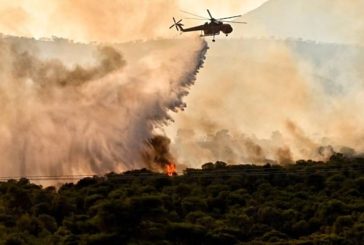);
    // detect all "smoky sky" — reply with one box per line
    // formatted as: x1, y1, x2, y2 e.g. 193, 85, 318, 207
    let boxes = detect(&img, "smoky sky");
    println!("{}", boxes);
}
0, 36, 207, 178
0, 0, 362, 175
167, 39, 364, 167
